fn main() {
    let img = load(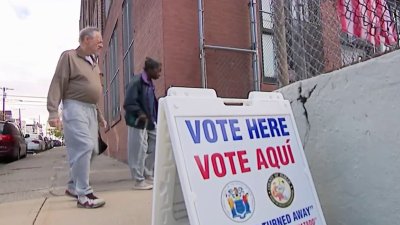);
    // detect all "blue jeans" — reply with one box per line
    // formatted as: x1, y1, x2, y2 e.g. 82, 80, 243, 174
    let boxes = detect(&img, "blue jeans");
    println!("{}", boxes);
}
63, 100, 98, 196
